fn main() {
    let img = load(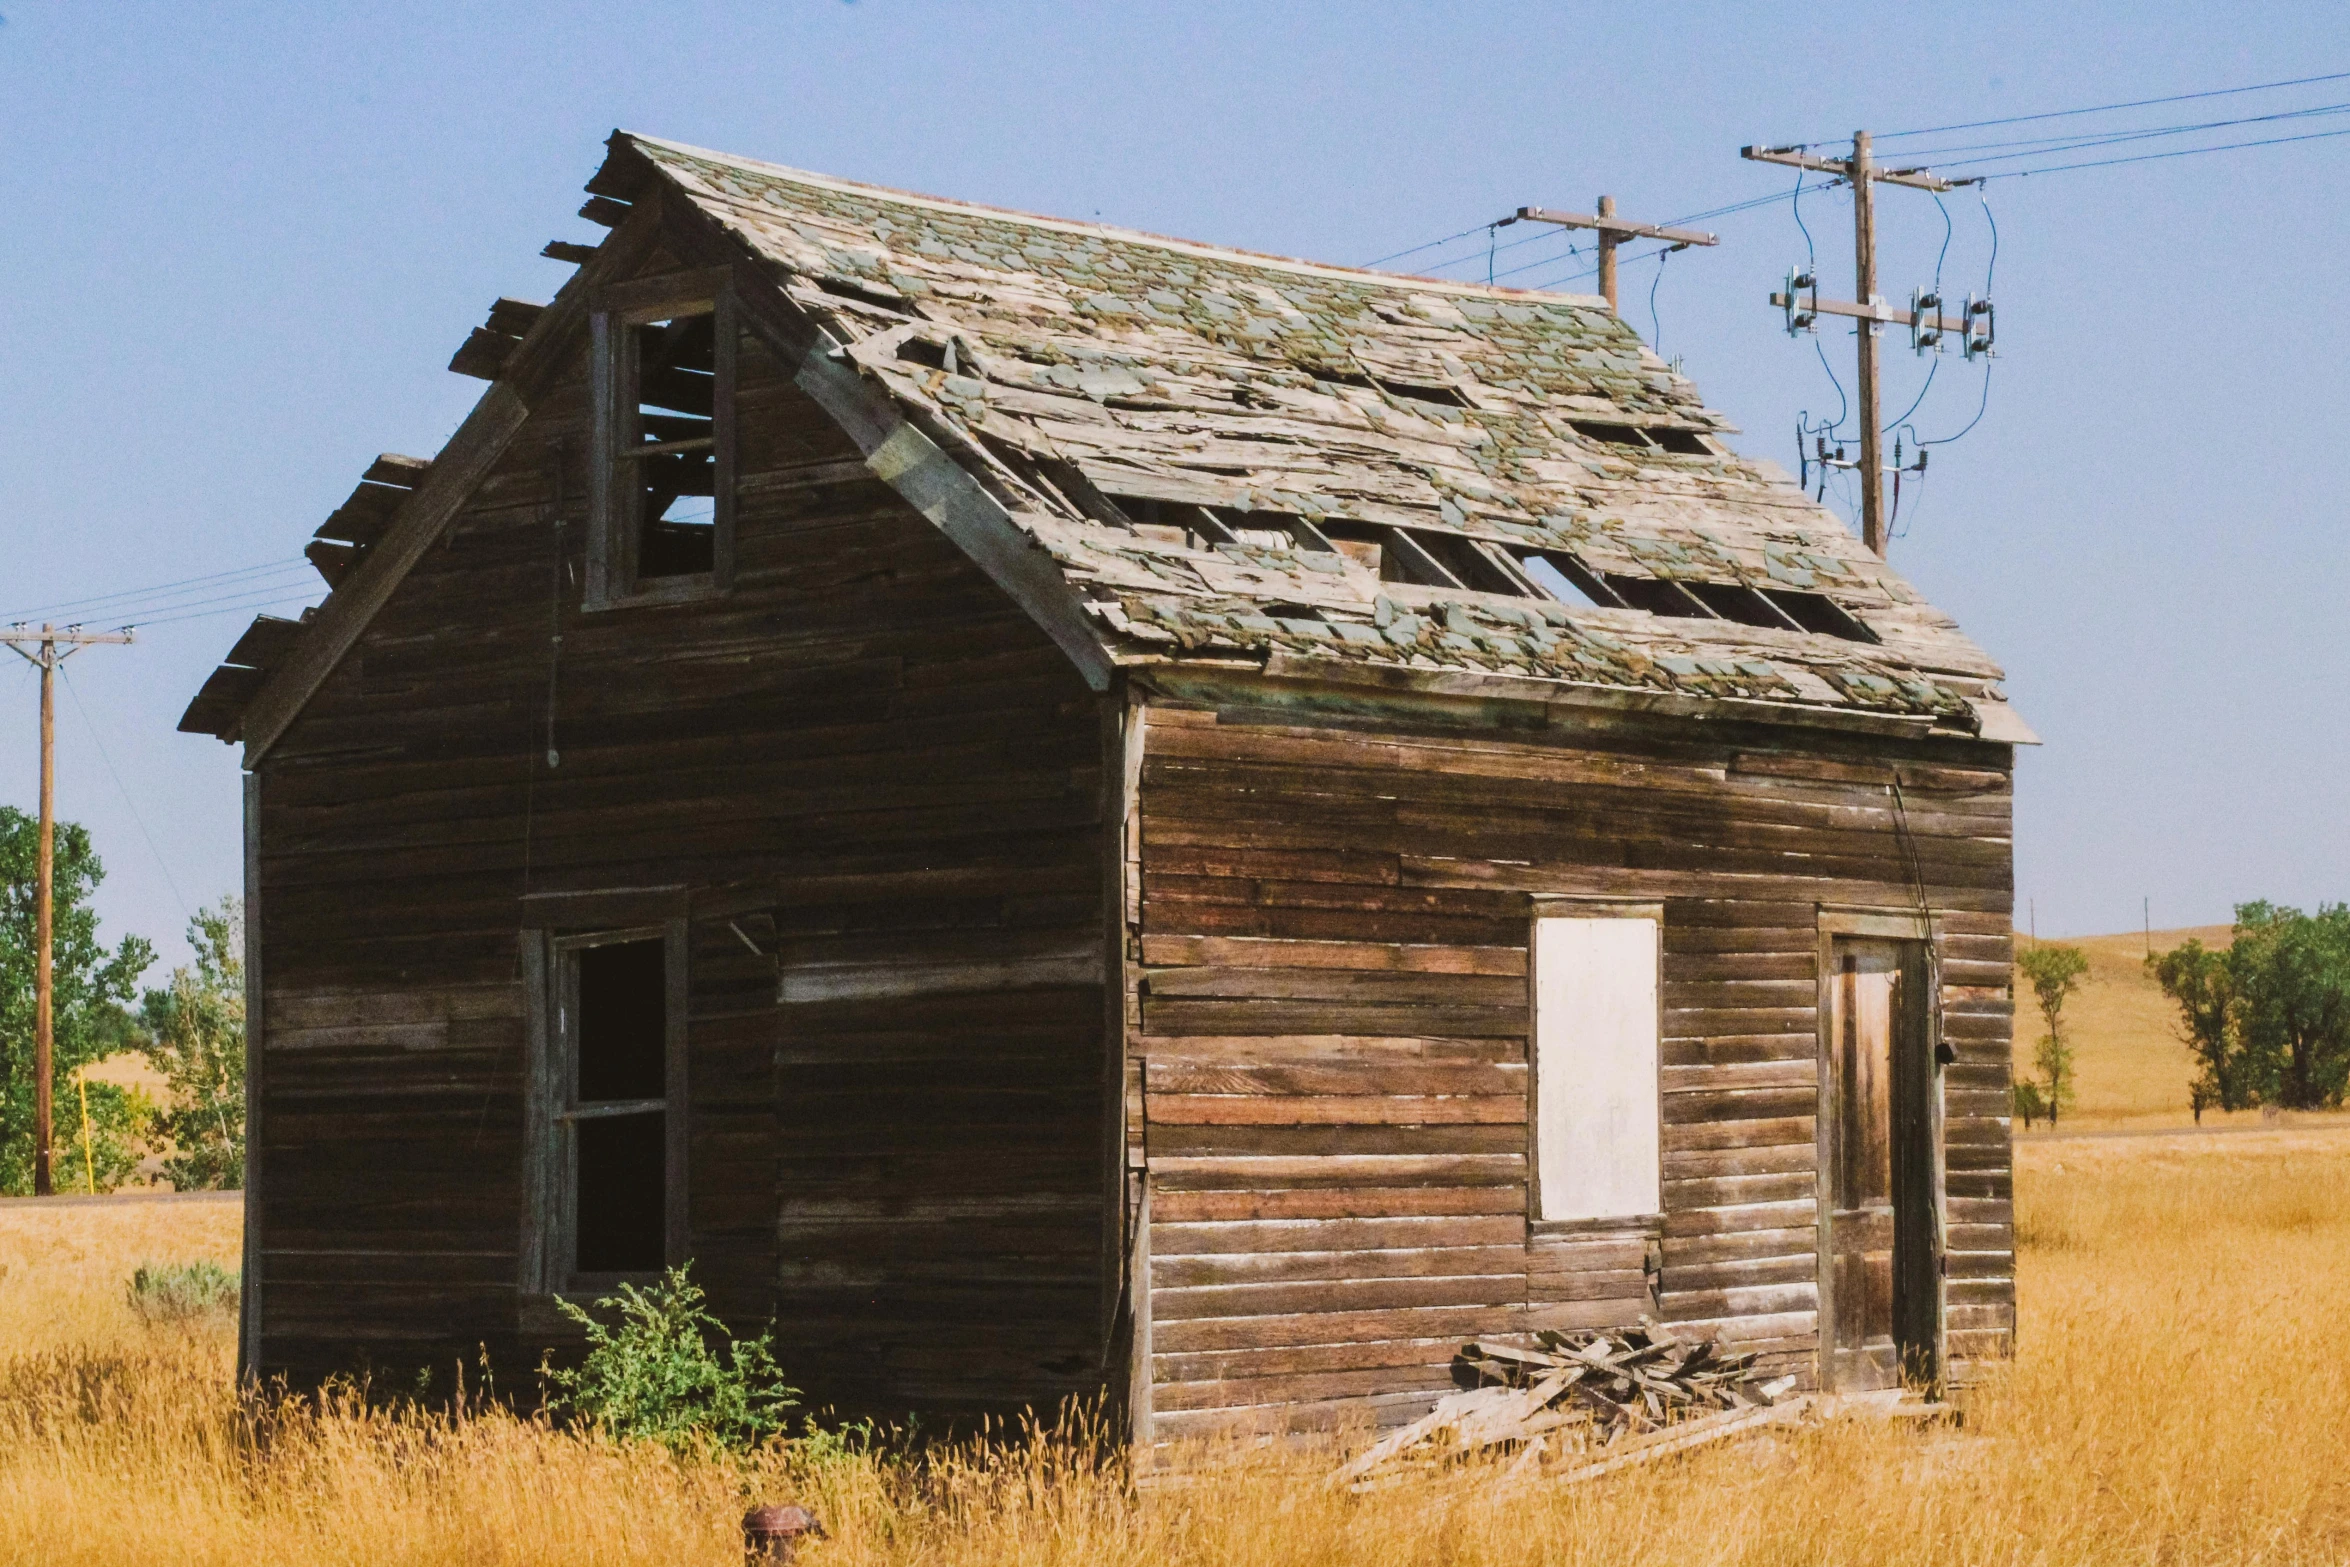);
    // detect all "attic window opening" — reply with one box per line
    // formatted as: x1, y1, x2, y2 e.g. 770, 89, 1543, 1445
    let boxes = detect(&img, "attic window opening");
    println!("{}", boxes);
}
588, 272, 739, 607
